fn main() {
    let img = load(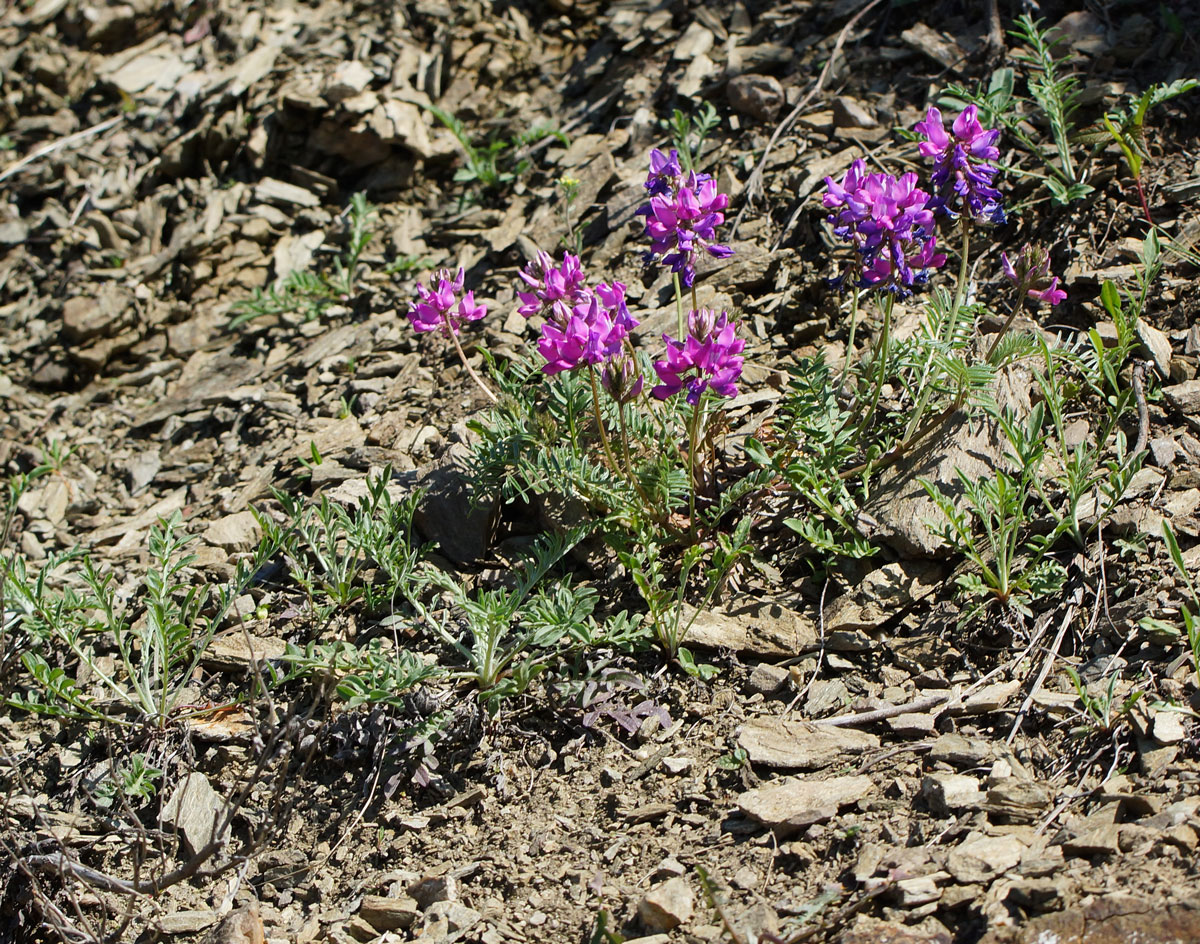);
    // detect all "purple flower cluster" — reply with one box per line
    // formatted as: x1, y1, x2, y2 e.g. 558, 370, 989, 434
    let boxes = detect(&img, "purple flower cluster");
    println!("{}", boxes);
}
1001, 244, 1067, 307
914, 105, 1005, 225
652, 309, 745, 405
639, 149, 734, 288
408, 267, 487, 336
517, 250, 588, 323
518, 251, 639, 377
823, 160, 947, 296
